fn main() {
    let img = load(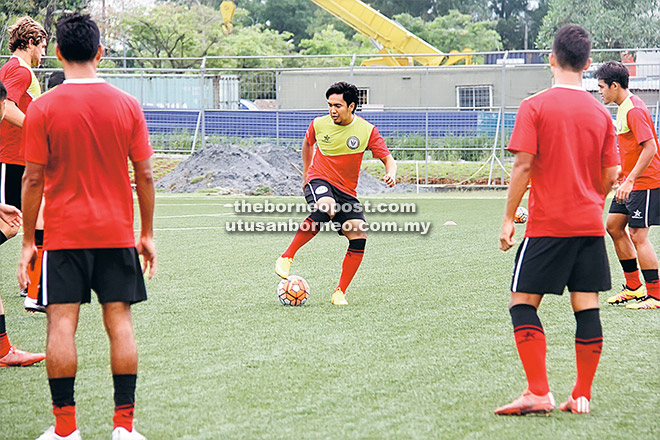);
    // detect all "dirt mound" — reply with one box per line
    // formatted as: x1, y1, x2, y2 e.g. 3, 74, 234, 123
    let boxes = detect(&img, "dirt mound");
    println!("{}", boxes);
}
156, 143, 420, 195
